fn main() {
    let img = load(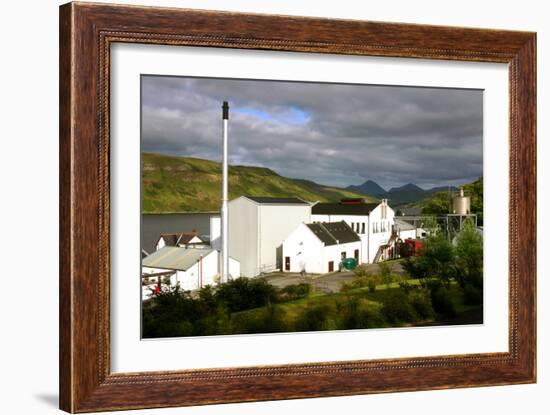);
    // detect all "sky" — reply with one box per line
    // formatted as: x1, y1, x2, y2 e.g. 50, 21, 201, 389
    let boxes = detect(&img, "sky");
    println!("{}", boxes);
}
141, 75, 483, 190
